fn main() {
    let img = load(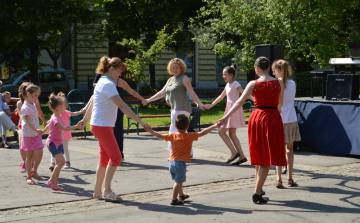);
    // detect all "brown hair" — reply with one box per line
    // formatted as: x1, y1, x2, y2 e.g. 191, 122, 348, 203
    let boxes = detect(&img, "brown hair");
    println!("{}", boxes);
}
18, 82, 31, 103
254, 57, 270, 70
175, 114, 189, 131
223, 63, 237, 81
2, 91, 11, 98
95, 56, 127, 75
57, 92, 68, 109
167, 58, 187, 75
49, 93, 65, 110
20, 84, 40, 101
273, 60, 291, 89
